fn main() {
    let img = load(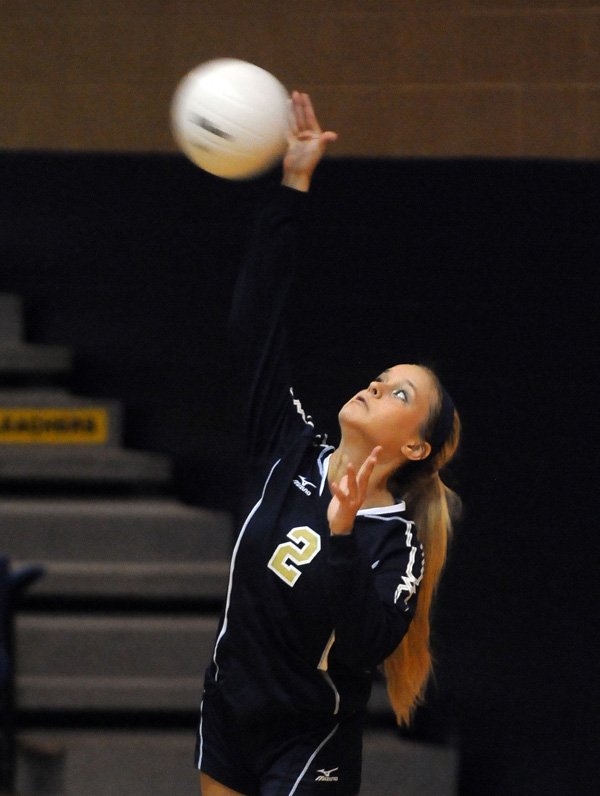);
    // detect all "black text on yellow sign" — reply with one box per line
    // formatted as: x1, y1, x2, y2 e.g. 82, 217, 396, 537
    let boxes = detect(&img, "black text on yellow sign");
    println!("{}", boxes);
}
0, 408, 109, 444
